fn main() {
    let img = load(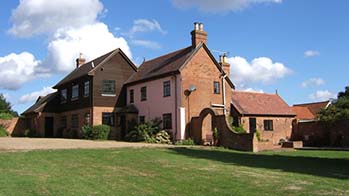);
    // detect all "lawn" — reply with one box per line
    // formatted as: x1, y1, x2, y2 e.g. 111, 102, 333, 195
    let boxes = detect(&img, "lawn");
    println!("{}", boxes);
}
0, 147, 348, 196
